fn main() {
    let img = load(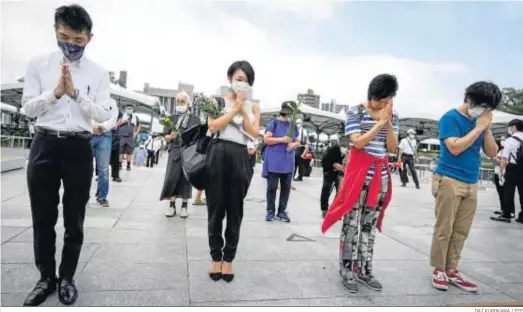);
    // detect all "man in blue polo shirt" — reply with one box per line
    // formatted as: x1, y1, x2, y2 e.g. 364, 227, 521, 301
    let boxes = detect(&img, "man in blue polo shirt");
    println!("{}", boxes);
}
430, 81, 501, 293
